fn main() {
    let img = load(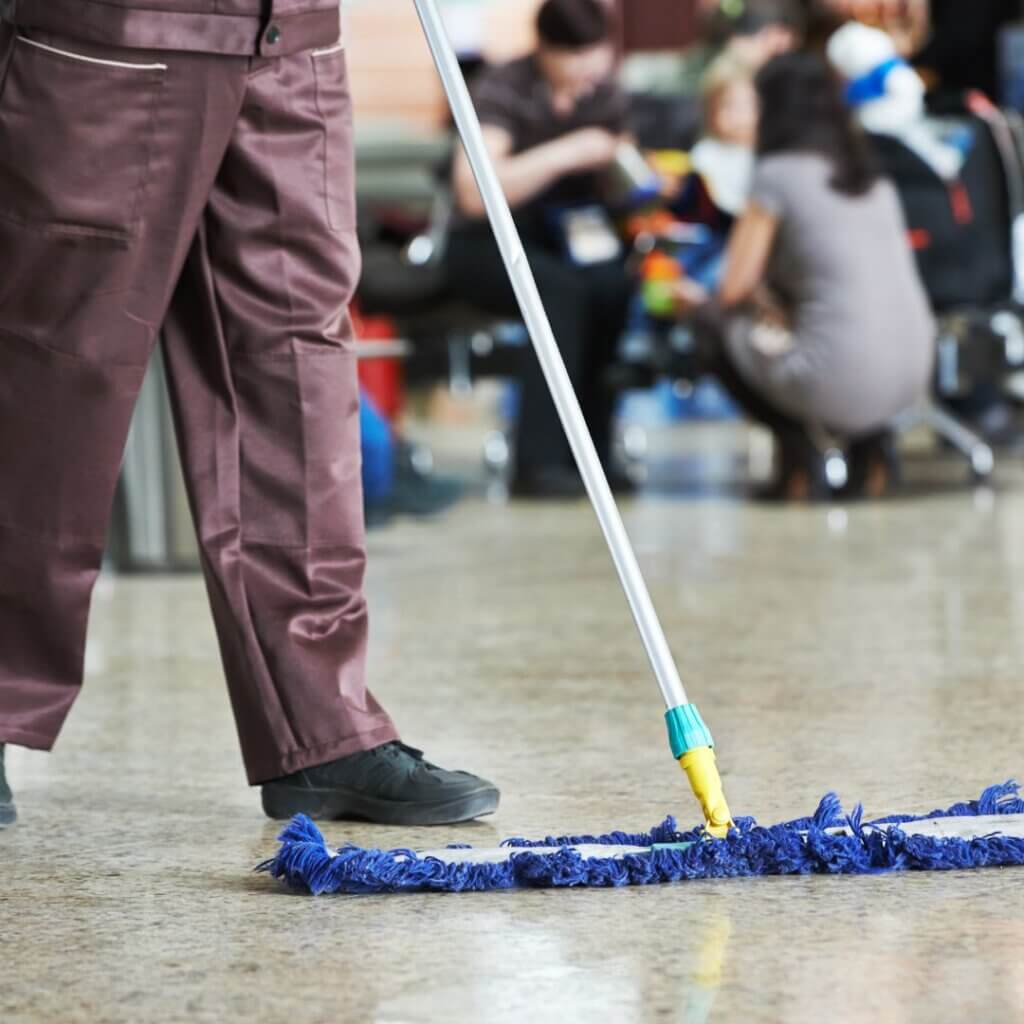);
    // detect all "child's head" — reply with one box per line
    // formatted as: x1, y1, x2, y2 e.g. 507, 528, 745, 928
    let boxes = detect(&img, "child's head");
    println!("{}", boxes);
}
702, 55, 759, 147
